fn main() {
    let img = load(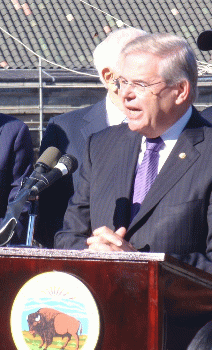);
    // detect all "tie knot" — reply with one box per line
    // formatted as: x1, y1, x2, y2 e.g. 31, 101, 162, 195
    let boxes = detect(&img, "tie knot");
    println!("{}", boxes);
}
146, 137, 164, 152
